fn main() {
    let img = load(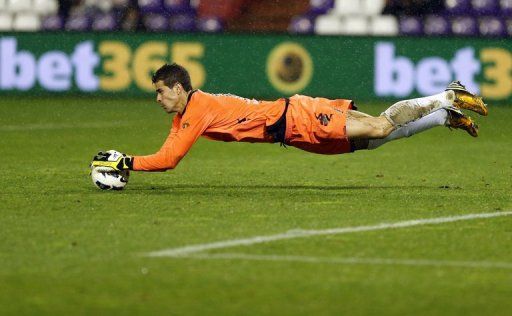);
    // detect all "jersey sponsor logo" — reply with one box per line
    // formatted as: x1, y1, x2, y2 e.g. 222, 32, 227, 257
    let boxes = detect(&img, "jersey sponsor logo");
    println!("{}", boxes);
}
315, 113, 333, 126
